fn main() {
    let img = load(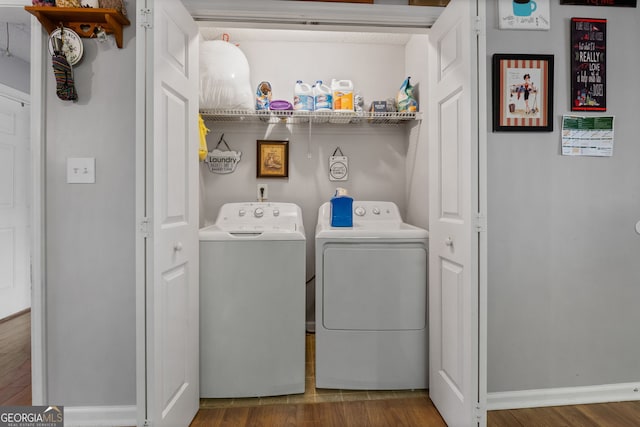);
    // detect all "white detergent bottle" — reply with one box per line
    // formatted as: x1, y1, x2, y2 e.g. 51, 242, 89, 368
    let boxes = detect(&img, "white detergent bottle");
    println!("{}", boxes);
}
331, 79, 354, 111
294, 80, 314, 112
313, 80, 333, 112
